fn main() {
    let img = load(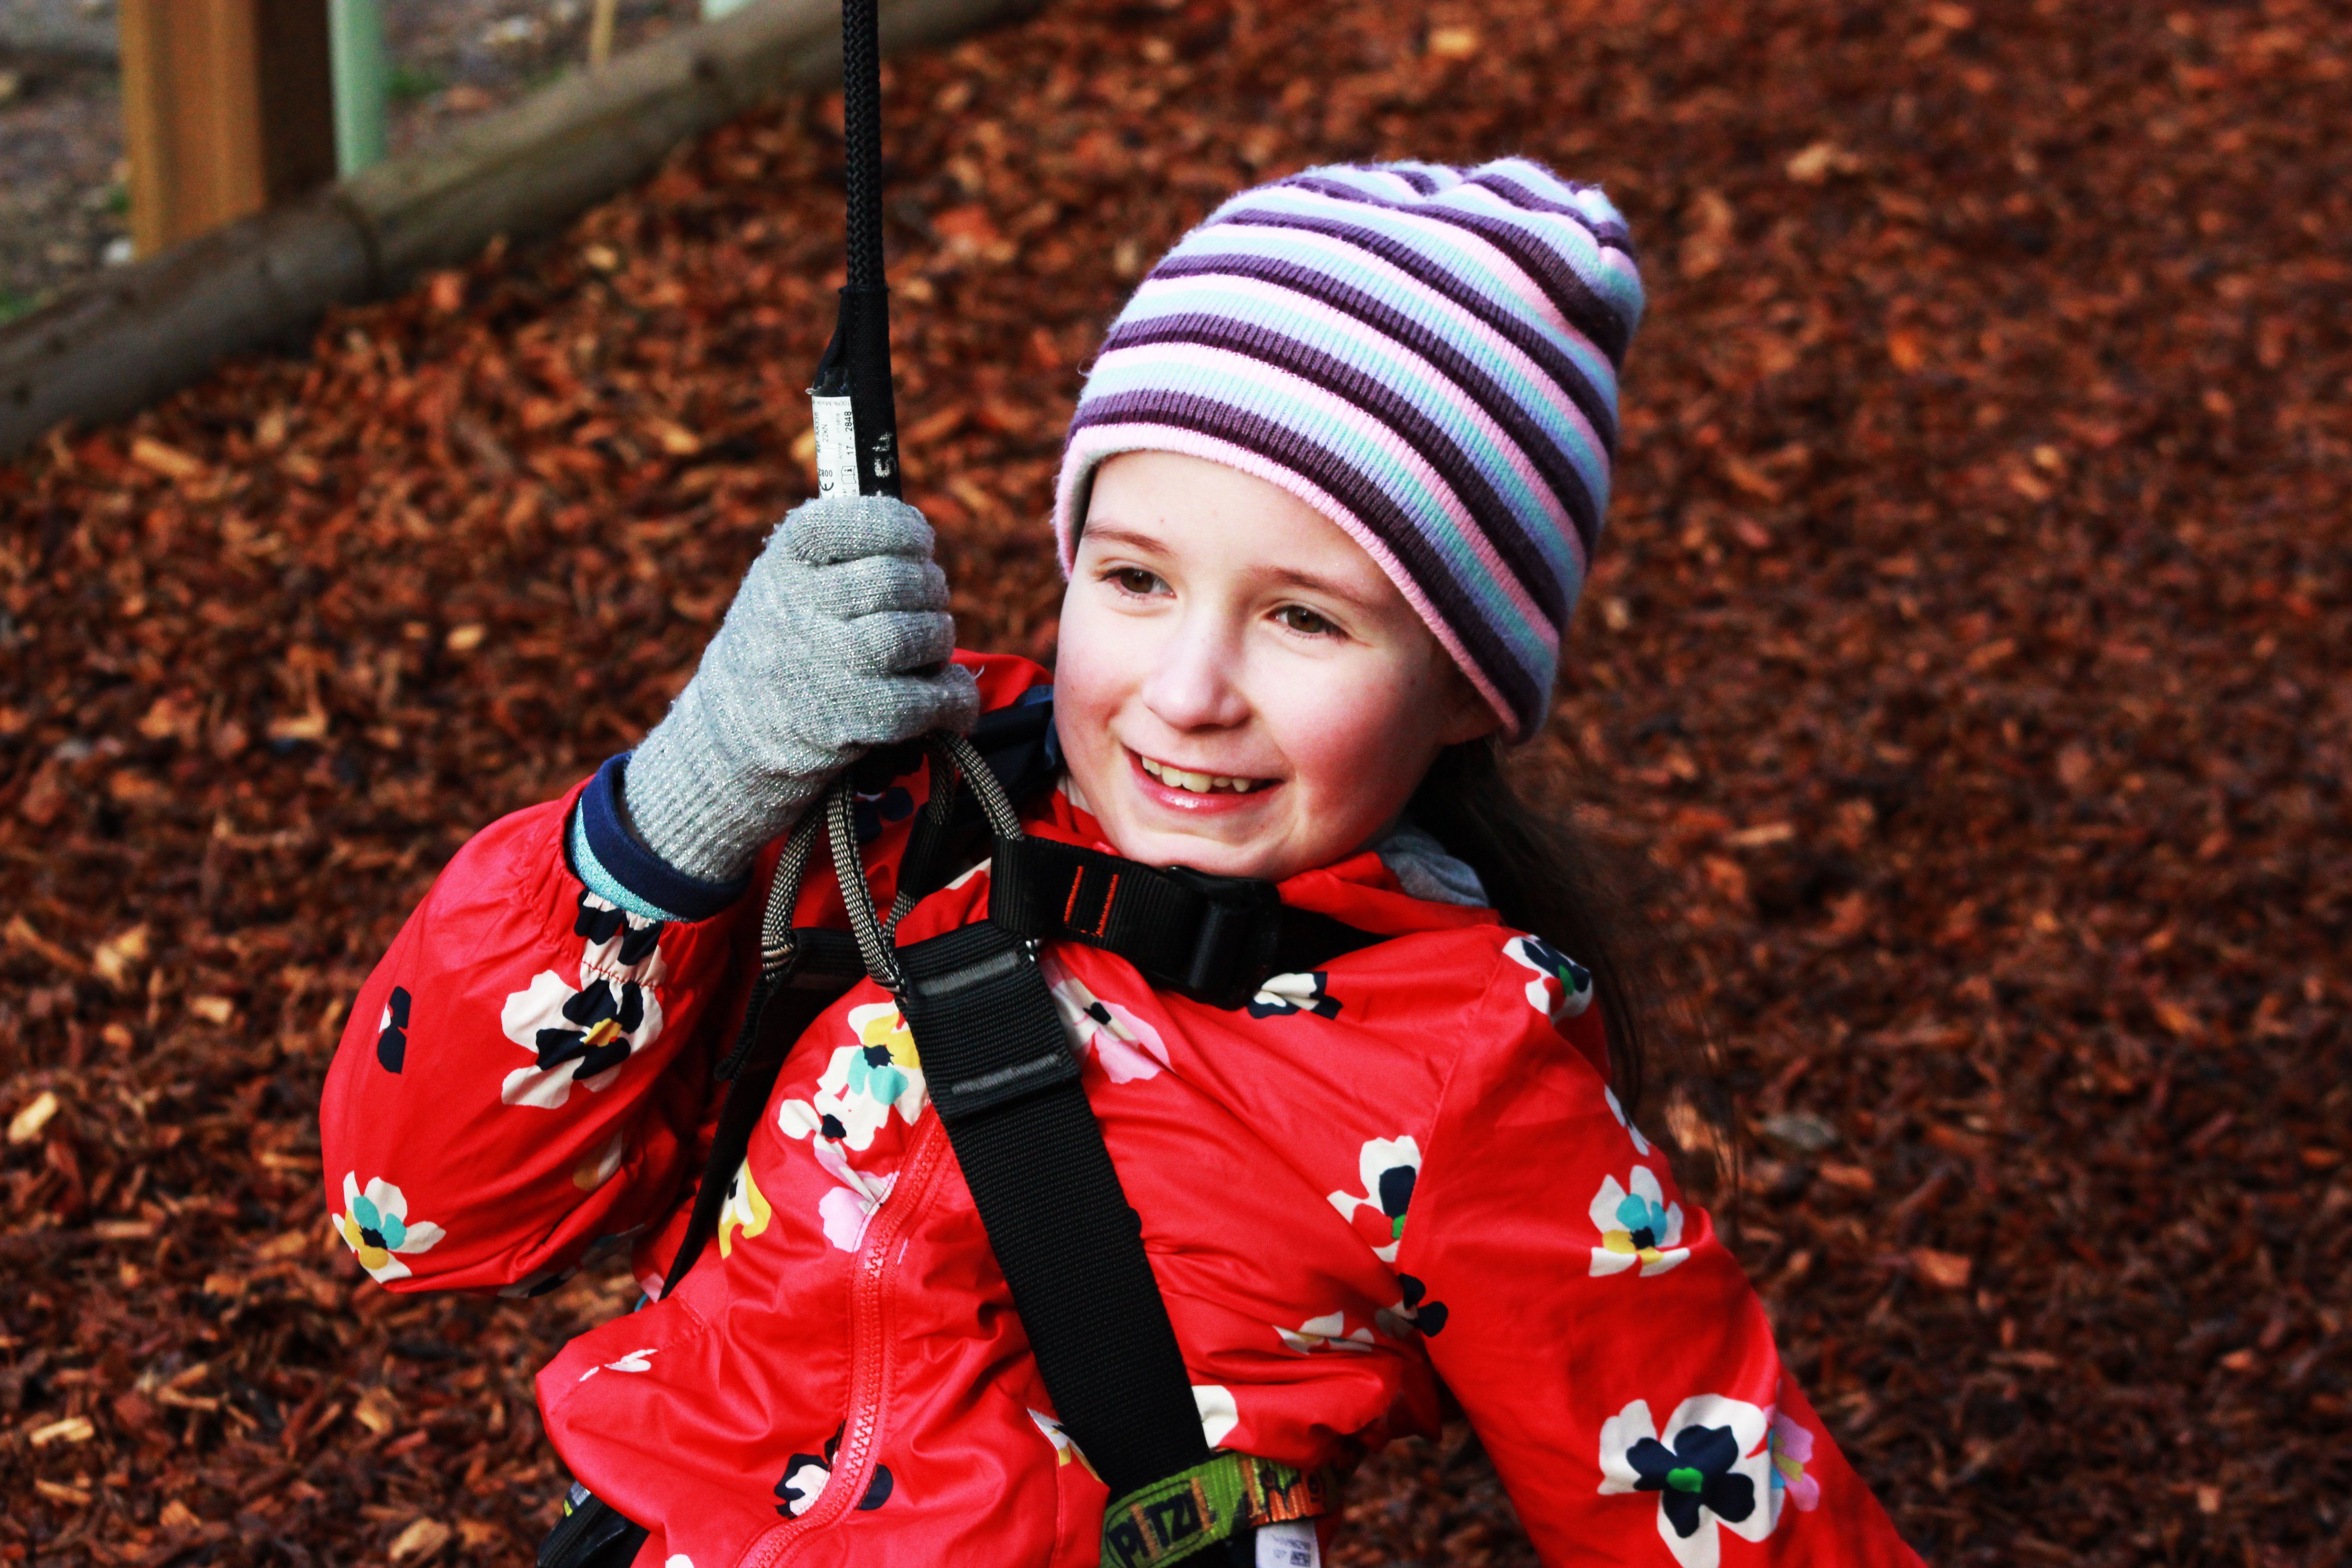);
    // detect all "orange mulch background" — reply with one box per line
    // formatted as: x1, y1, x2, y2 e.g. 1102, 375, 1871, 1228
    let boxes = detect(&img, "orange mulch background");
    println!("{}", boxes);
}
3, 0, 2348, 1563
